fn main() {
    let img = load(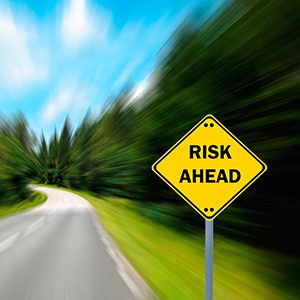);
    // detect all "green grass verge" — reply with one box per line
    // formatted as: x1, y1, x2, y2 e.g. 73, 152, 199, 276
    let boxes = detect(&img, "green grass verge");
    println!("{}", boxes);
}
35, 185, 298, 300
0, 191, 47, 219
